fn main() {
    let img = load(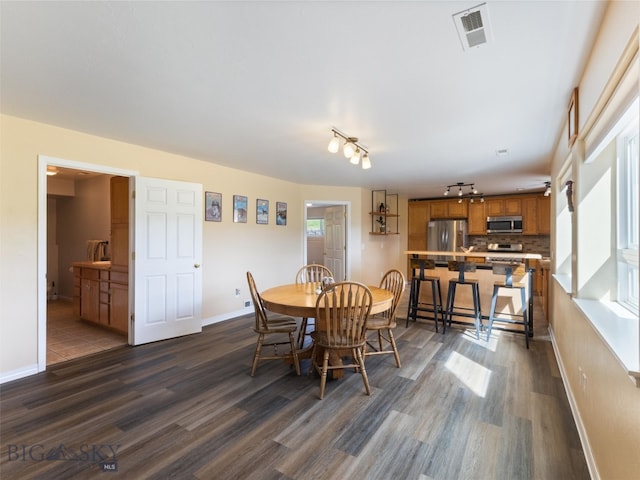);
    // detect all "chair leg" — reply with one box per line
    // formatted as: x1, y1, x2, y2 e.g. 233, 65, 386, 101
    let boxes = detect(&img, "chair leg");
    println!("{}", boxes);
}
288, 332, 301, 375
520, 287, 529, 349
318, 349, 330, 400
251, 333, 264, 376
472, 284, 481, 340
429, 280, 439, 333
297, 318, 308, 349
355, 347, 371, 396
377, 330, 383, 352
486, 286, 499, 342
308, 342, 318, 377
388, 328, 401, 368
